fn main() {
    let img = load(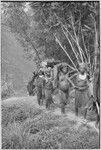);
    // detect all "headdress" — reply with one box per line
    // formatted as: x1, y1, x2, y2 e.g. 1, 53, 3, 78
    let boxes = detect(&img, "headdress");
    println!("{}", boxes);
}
79, 63, 86, 69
